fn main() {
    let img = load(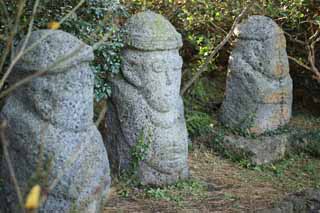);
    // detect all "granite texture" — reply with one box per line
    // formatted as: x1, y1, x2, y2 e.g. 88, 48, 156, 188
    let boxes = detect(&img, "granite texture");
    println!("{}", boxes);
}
105, 11, 189, 185
222, 134, 288, 165
0, 30, 110, 213
220, 16, 293, 135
